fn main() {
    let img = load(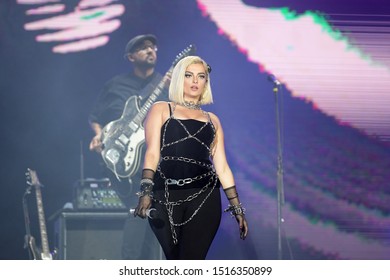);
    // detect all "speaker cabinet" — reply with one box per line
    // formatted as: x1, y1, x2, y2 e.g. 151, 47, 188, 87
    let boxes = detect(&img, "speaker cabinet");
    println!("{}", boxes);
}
55, 212, 127, 260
